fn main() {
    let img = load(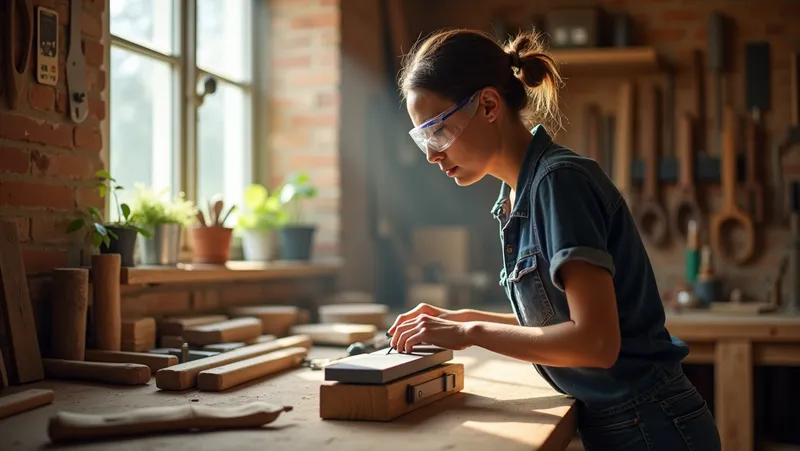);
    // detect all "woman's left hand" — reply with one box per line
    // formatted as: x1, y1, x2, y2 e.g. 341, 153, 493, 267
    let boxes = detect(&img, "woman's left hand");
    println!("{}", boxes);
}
390, 314, 474, 353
